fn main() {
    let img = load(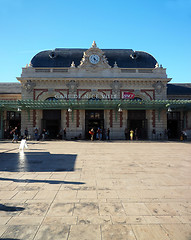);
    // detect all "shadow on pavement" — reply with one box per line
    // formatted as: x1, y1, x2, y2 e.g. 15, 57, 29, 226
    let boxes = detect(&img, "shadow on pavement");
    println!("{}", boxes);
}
0, 239, 20, 240
0, 204, 25, 212
0, 152, 77, 172
0, 177, 85, 185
